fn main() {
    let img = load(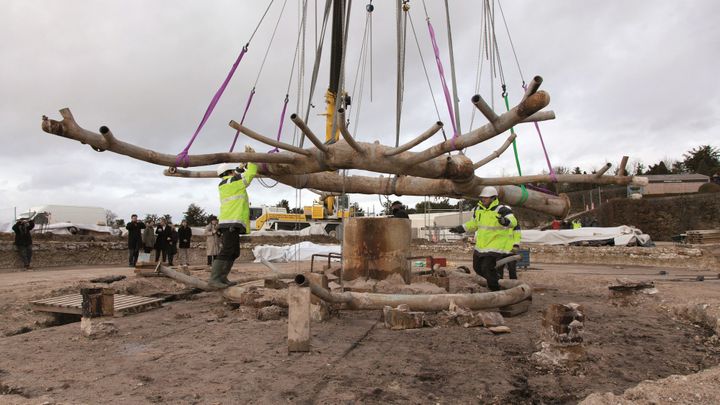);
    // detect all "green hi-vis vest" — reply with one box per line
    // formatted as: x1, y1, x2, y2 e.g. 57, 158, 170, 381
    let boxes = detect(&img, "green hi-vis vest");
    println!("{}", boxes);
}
462, 198, 517, 254
218, 163, 257, 232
